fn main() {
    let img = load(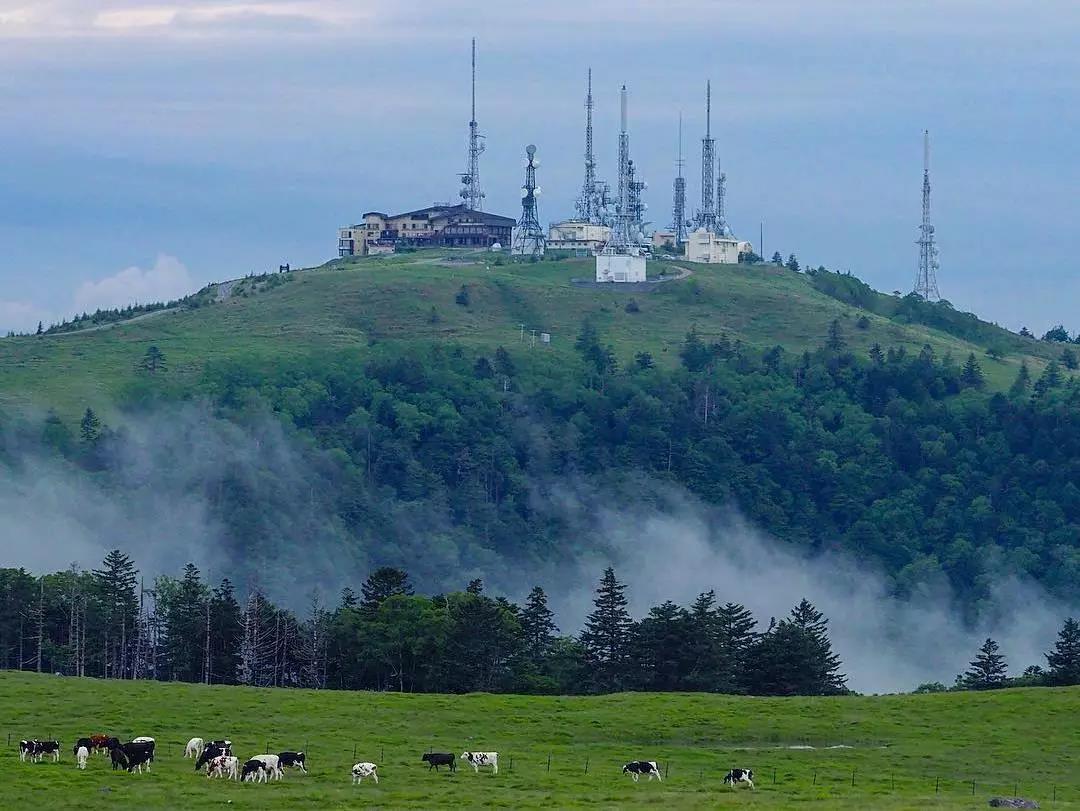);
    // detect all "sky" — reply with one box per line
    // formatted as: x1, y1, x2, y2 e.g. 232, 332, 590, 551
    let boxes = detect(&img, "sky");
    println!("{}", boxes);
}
1, 0, 1078, 335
